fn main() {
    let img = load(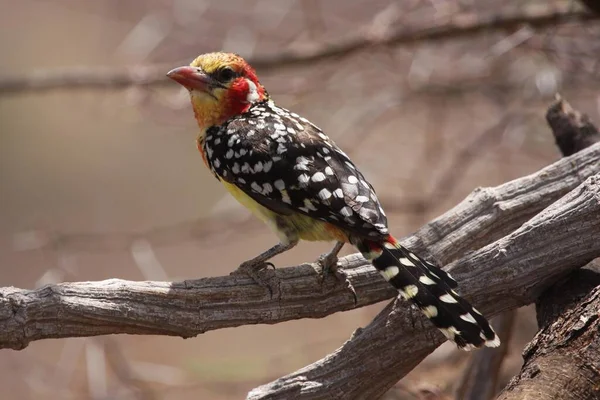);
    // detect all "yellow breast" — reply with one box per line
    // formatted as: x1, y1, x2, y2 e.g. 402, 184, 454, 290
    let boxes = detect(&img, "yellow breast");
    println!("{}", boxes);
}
220, 181, 348, 243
